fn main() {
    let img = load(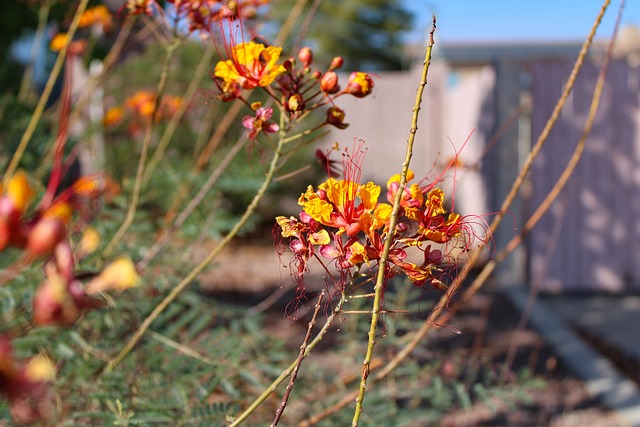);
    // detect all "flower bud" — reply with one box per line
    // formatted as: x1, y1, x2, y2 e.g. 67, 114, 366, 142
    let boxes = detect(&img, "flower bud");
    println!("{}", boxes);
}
0, 197, 23, 250
320, 71, 339, 94
33, 272, 84, 326
346, 72, 374, 98
330, 56, 344, 70
26, 218, 66, 259
326, 106, 348, 129
316, 189, 327, 199
297, 46, 313, 67
395, 222, 408, 233
311, 70, 322, 79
